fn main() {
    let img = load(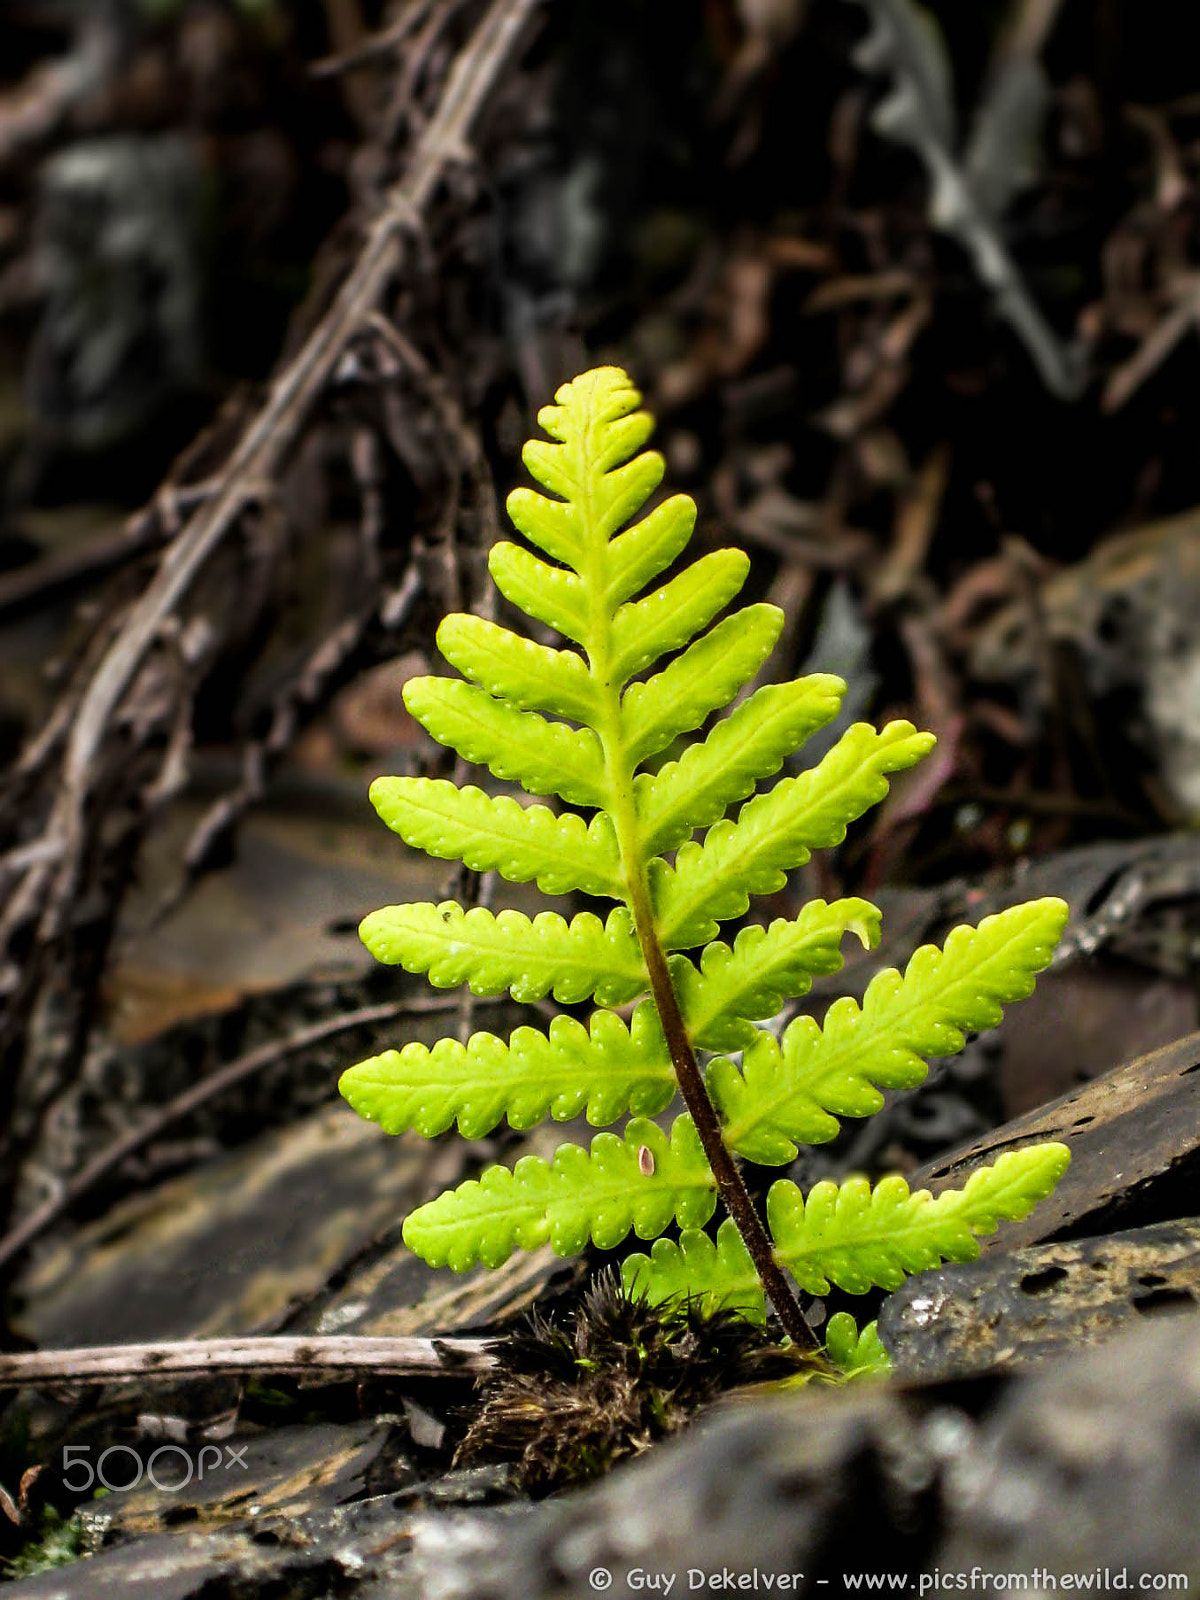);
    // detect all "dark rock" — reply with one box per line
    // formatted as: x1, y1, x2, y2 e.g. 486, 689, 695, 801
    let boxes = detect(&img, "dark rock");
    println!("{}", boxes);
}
935, 1311, 1200, 1580
9, 1315, 1200, 1596
13, 1105, 569, 1353
82, 1418, 407, 1542
0, 1506, 398, 1599
404, 1383, 935, 1599
906, 1029, 1200, 1251
12, 1104, 453, 1348
882, 1219, 1200, 1381
404, 1313, 1200, 1596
